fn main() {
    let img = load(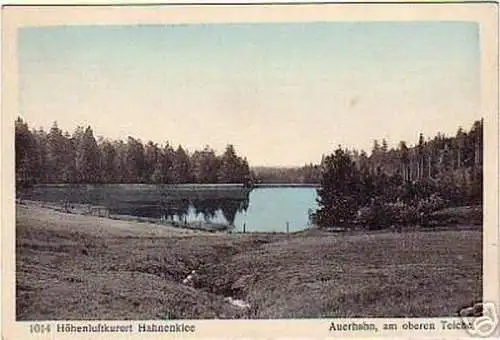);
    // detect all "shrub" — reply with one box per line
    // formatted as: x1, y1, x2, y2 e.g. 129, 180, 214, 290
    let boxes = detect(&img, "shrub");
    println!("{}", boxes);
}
416, 194, 446, 215
386, 202, 418, 226
355, 195, 446, 229
415, 194, 447, 226
317, 196, 359, 228
354, 198, 399, 230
